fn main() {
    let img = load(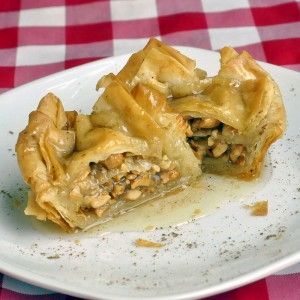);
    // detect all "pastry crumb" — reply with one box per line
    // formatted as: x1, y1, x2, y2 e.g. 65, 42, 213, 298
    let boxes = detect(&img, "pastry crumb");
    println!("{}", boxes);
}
47, 254, 60, 259
245, 200, 268, 216
73, 239, 81, 245
144, 225, 156, 231
12, 198, 22, 209
192, 208, 202, 218
134, 238, 165, 248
